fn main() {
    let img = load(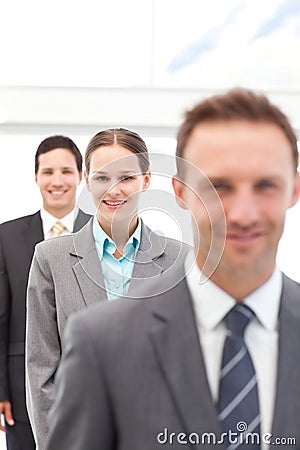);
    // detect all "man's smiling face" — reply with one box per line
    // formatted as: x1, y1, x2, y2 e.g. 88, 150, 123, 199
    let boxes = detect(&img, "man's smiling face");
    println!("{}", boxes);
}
35, 148, 81, 218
